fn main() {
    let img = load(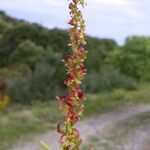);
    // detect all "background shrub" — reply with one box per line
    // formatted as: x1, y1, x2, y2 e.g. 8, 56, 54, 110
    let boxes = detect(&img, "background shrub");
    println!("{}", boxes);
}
84, 69, 137, 93
0, 11, 149, 104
